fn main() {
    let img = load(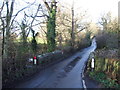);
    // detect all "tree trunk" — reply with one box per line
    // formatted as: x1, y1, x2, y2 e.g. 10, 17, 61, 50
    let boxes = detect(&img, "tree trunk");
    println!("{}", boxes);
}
5, 0, 15, 58
71, 2, 75, 47
44, 0, 57, 52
